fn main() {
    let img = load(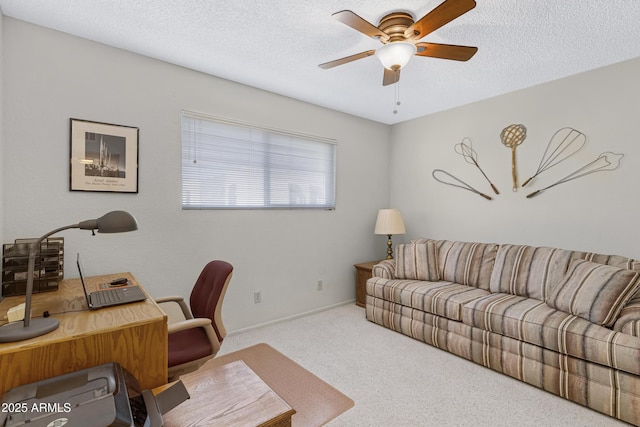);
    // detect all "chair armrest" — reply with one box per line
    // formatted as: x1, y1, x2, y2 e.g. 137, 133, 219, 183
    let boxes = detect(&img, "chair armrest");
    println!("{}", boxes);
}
168, 318, 221, 354
167, 318, 211, 334
155, 295, 183, 304
155, 296, 193, 320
